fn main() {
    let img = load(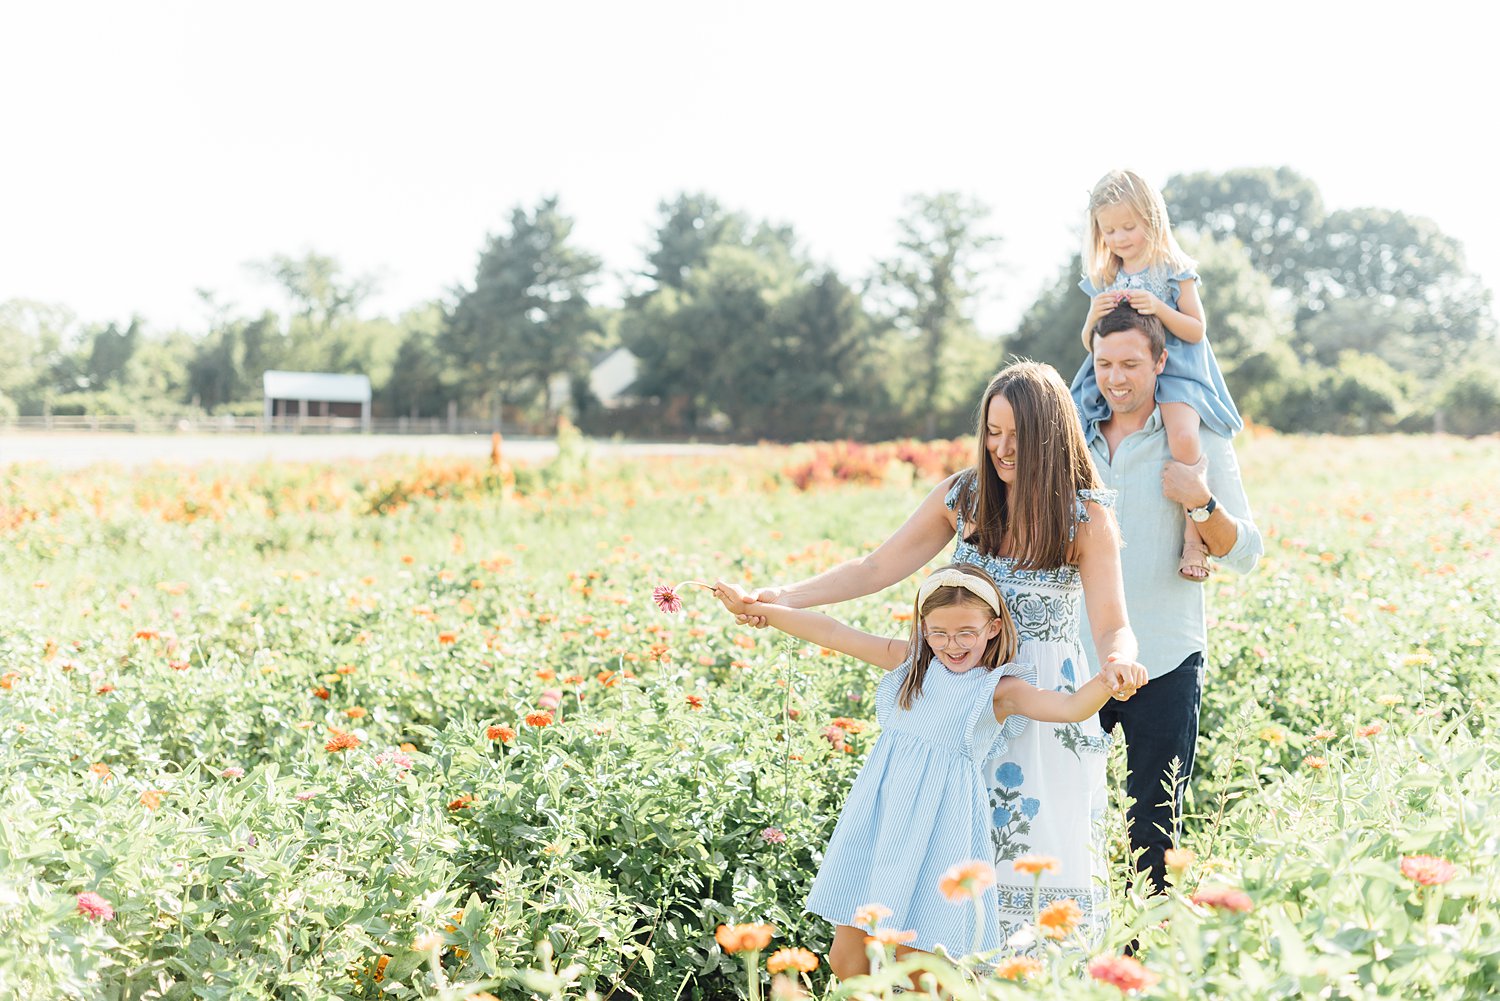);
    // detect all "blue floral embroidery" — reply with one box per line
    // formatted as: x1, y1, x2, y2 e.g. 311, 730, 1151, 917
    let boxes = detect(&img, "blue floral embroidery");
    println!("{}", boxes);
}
995, 762, 1025, 789
1021, 797, 1041, 820
1061, 658, 1076, 685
